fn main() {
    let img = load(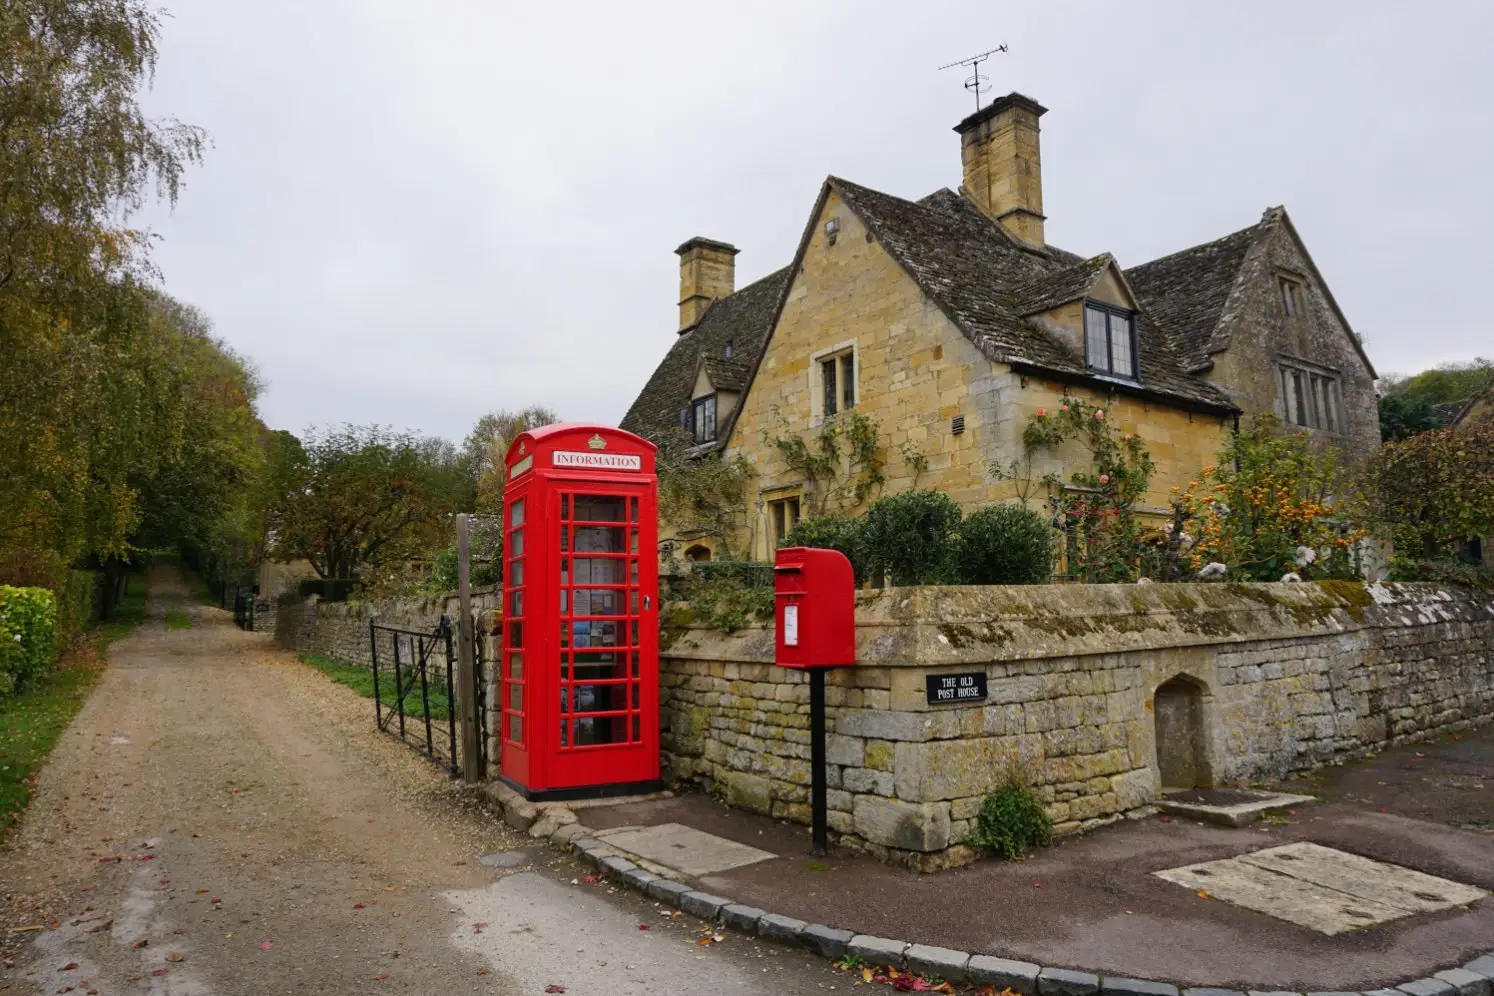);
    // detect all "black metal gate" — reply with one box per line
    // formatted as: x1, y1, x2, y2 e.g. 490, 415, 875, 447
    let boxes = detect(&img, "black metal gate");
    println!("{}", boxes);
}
370, 619, 459, 774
